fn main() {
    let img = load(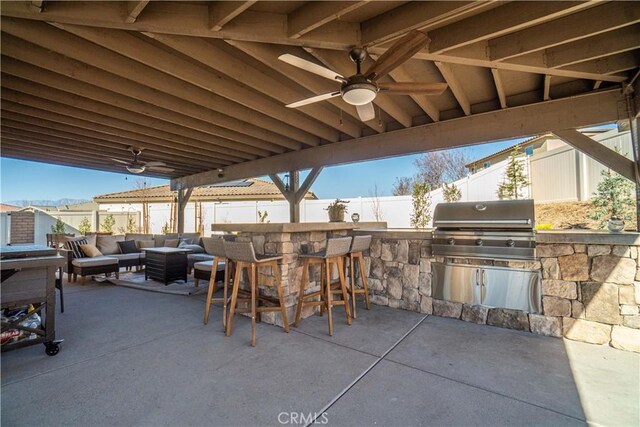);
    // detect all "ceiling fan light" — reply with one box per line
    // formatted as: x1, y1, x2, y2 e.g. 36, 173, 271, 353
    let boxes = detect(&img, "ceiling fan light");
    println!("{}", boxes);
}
342, 87, 377, 105
126, 165, 146, 174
